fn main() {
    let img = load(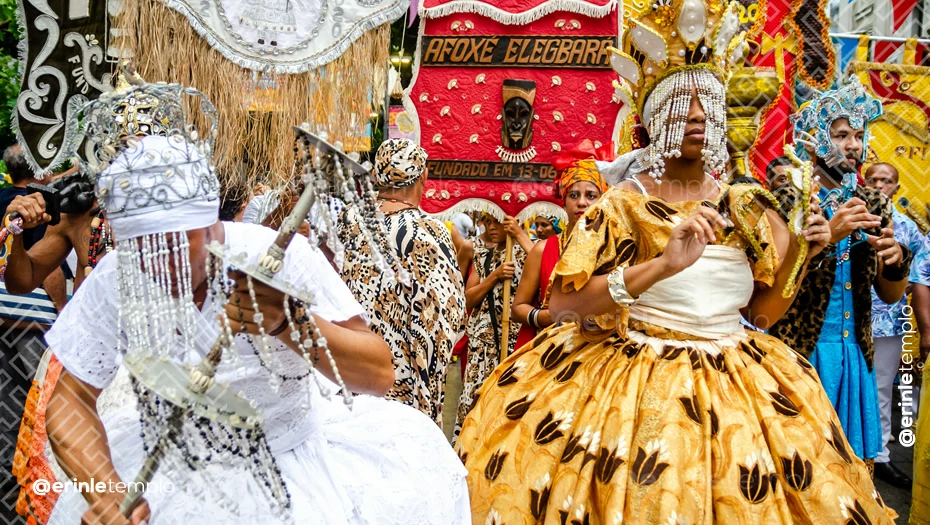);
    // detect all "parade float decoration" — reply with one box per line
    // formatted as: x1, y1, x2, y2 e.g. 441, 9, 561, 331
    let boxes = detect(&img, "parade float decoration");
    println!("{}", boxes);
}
404, 0, 623, 356
15, 0, 403, 181
404, 0, 622, 224
741, 0, 836, 182
850, 36, 930, 221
